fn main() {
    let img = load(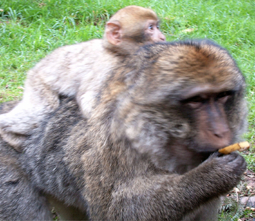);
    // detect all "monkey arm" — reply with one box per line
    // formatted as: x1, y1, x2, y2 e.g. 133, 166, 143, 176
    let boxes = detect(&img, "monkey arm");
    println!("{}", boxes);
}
106, 153, 246, 221
107, 175, 191, 220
